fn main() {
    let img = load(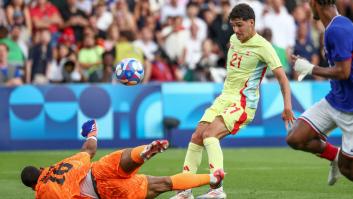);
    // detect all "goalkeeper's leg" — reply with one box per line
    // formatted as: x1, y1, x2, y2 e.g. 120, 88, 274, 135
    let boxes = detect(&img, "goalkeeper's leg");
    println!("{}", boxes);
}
119, 140, 169, 174
146, 169, 225, 199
